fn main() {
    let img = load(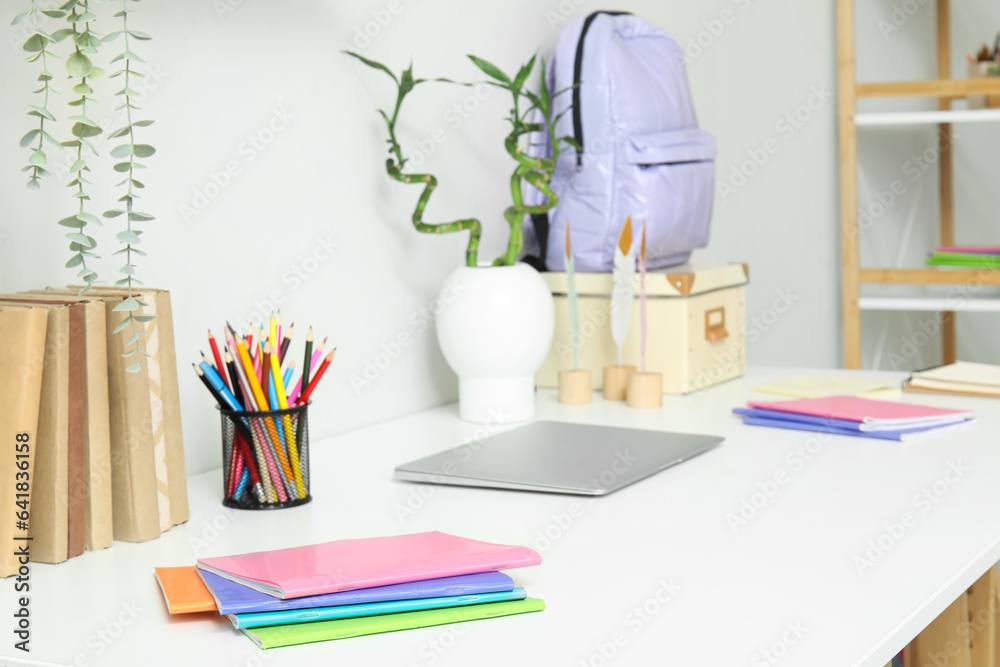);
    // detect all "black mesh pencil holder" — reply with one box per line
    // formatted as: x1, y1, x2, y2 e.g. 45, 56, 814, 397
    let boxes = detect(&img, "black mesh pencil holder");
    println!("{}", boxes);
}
218, 402, 312, 510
